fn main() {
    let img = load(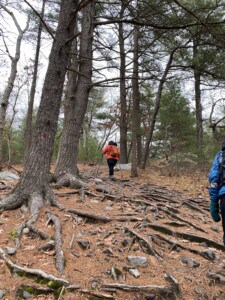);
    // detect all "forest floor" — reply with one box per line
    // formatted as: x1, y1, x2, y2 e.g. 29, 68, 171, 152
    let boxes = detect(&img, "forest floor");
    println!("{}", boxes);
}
0, 160, 225, 300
